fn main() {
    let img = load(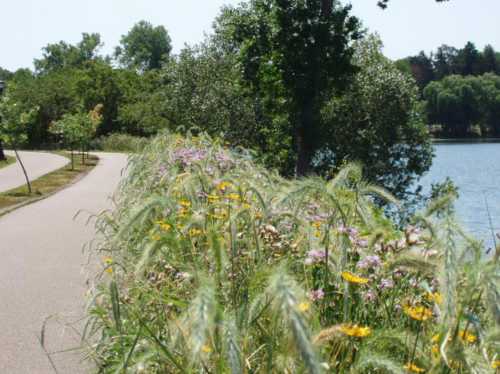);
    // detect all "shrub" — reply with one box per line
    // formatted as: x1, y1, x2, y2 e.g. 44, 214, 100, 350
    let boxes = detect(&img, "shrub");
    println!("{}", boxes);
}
86, 132, 499, 373
91, 133, 149, 153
